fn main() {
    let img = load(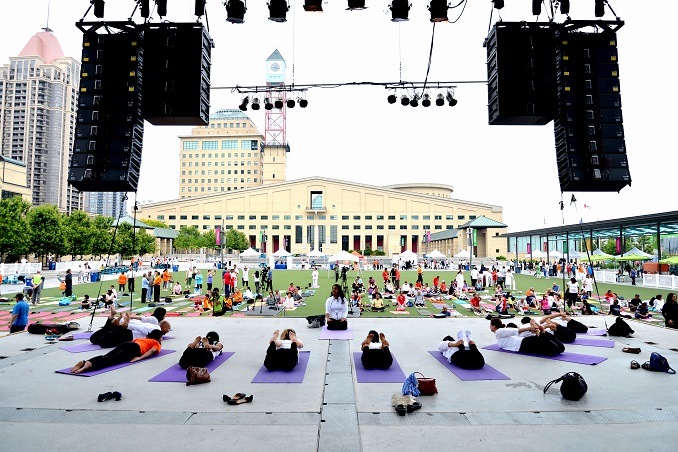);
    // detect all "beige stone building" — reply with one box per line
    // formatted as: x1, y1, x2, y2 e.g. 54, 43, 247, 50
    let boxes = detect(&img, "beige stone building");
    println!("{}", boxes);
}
136, 177, 507, 258
0, 156, 31, 201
